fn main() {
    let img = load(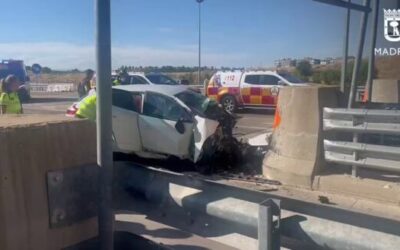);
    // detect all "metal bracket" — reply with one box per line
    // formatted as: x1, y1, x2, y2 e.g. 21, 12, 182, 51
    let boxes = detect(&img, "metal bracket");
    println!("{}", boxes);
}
258, 198, 281, 250
47, 164, 99, 228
